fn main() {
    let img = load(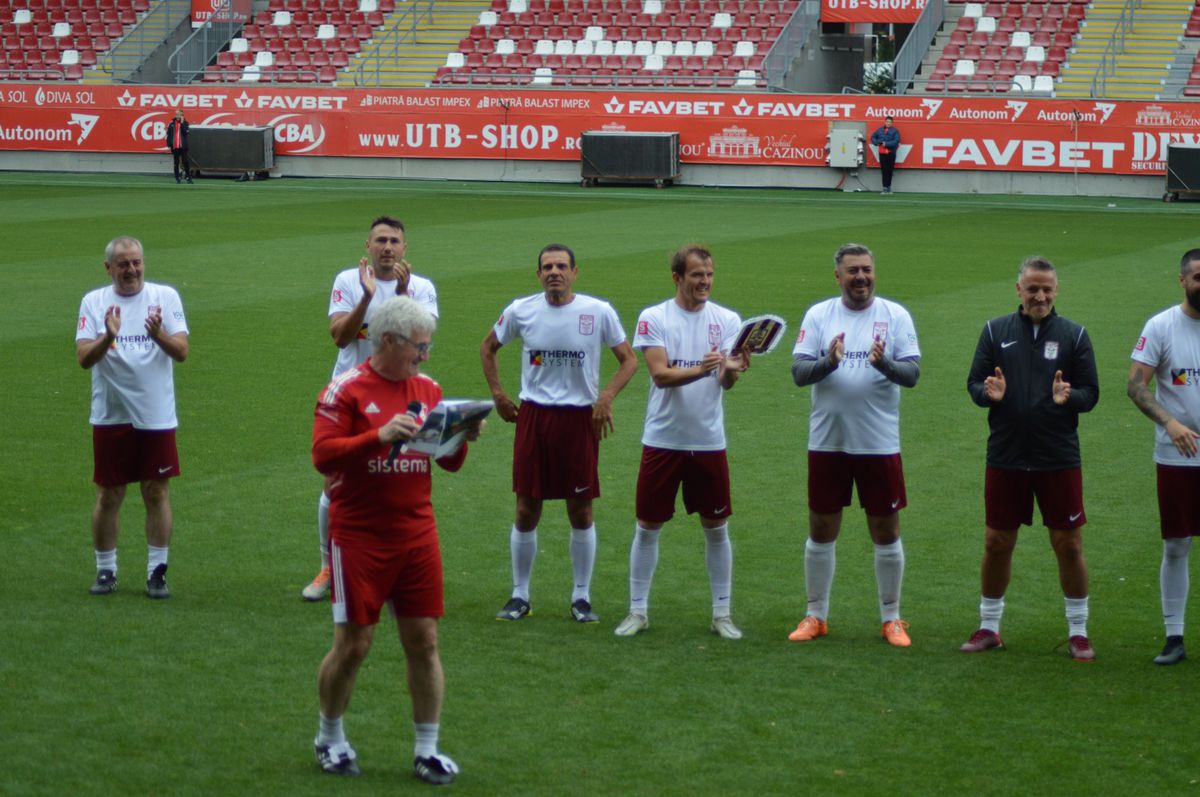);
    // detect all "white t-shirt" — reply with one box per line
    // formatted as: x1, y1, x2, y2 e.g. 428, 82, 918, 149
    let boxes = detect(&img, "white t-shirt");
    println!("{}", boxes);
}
493, 292, 626, 406
793, 296, 920, 455
634, 298, 741, 451
76, 282, 188, 430
328, 267, 438, 378
1131, 305, 1200, 467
